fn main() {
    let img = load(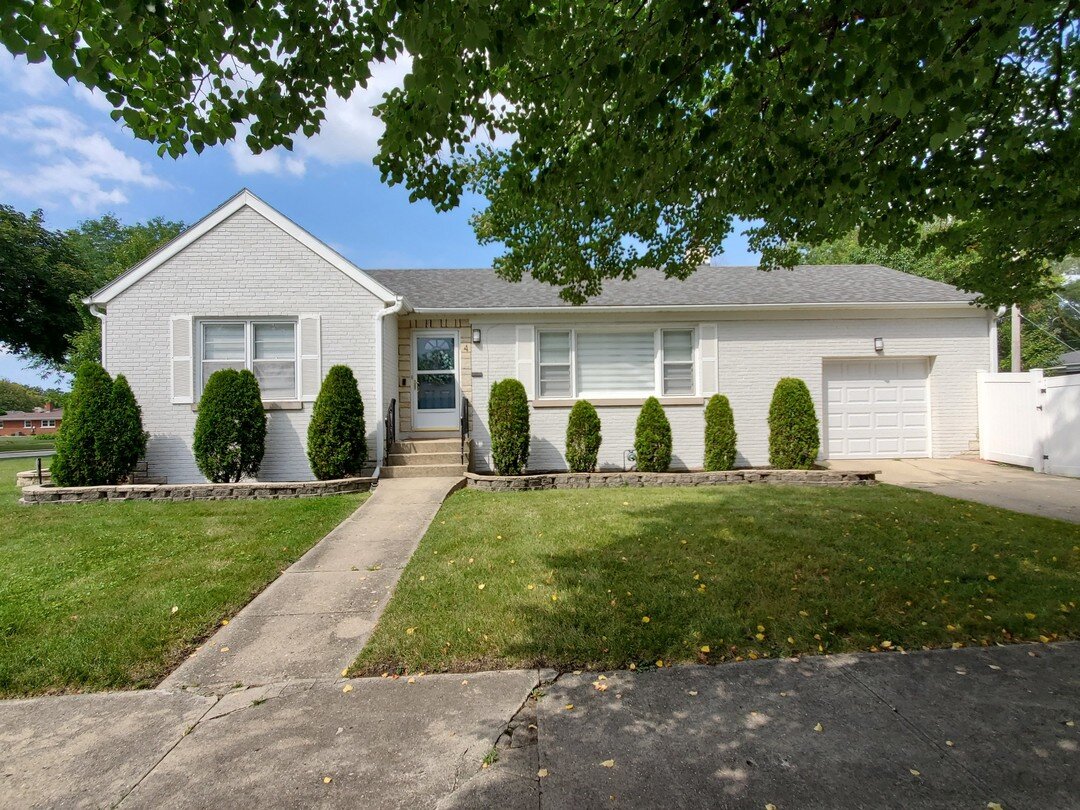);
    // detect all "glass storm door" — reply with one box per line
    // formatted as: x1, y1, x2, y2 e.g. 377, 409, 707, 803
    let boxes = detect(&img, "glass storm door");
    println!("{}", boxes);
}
412, 332, 459, 430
